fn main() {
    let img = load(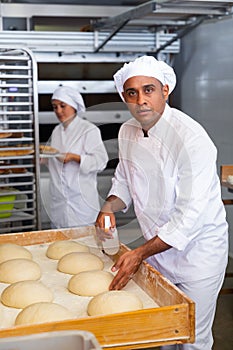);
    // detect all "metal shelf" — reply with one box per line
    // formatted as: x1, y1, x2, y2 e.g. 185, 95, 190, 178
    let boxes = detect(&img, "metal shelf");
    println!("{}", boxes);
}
0, 180, 35, 187
0, 137, 33, 142
0, 212, 36, 234
0, 189, 36, 196
0, 112, 33, 117
0, 223, 36, 234
0, 155, 34, 161
0, 31, 180, 57
0, 47, 41, 234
